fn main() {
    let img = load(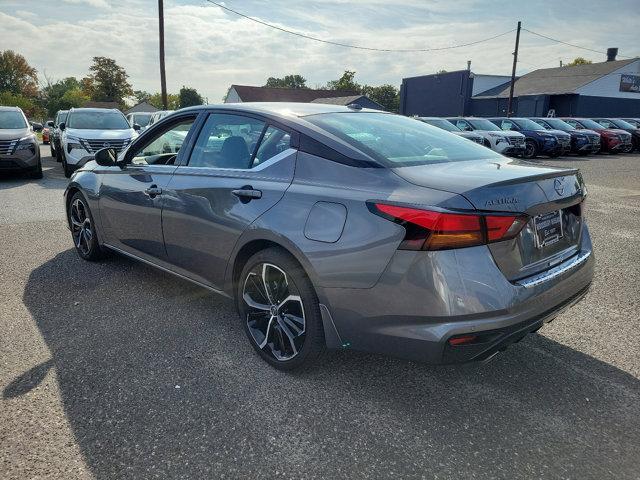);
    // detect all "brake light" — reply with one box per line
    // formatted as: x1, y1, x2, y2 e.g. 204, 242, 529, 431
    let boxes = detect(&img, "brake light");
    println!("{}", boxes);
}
370, 203, 527, 251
